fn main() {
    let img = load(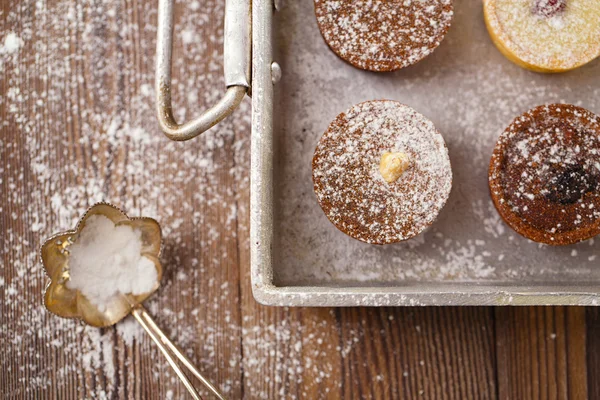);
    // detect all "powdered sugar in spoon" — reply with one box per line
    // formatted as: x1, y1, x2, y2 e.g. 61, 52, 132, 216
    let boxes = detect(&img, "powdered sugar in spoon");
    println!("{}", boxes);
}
41, 203, 226, 400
